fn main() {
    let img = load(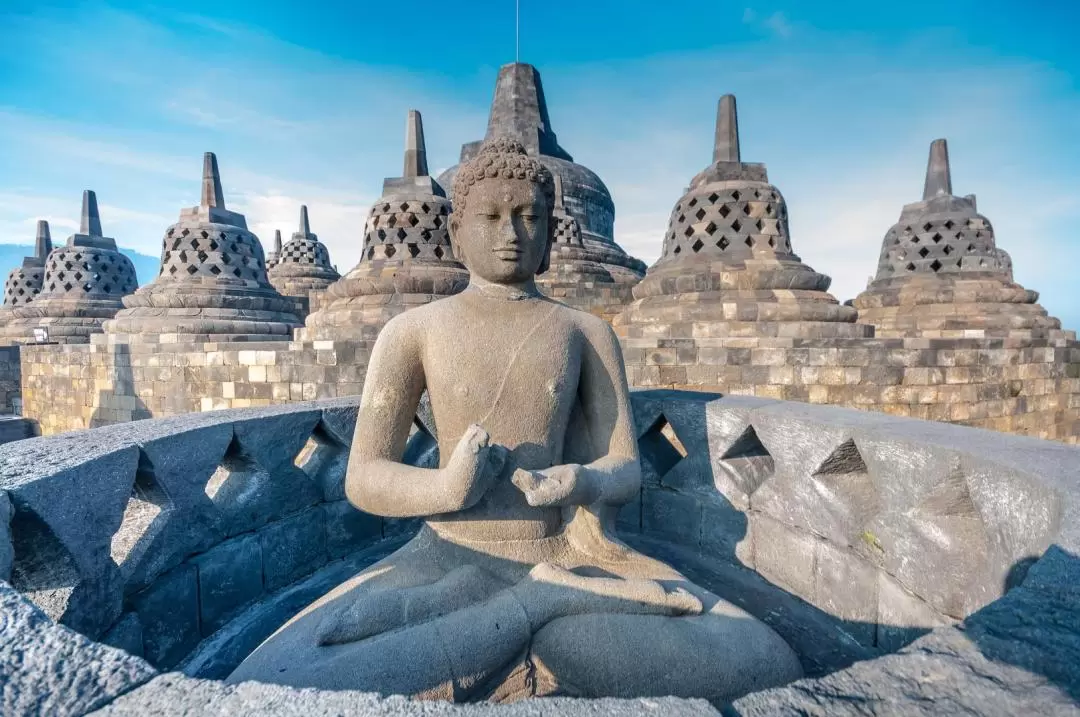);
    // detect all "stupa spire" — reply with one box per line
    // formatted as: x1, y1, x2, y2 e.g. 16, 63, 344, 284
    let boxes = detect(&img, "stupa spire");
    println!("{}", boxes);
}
274, 229, 283, 254
403, 110, 429, 178
553, 173, 565, 210
300, 205, 311, 235
80, 190, 102, 236
201, 152, 226, 209
922, 139, 953, 200
35, 220, 52, 260
713, 94, 741, 163
481, 63, 572, 161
